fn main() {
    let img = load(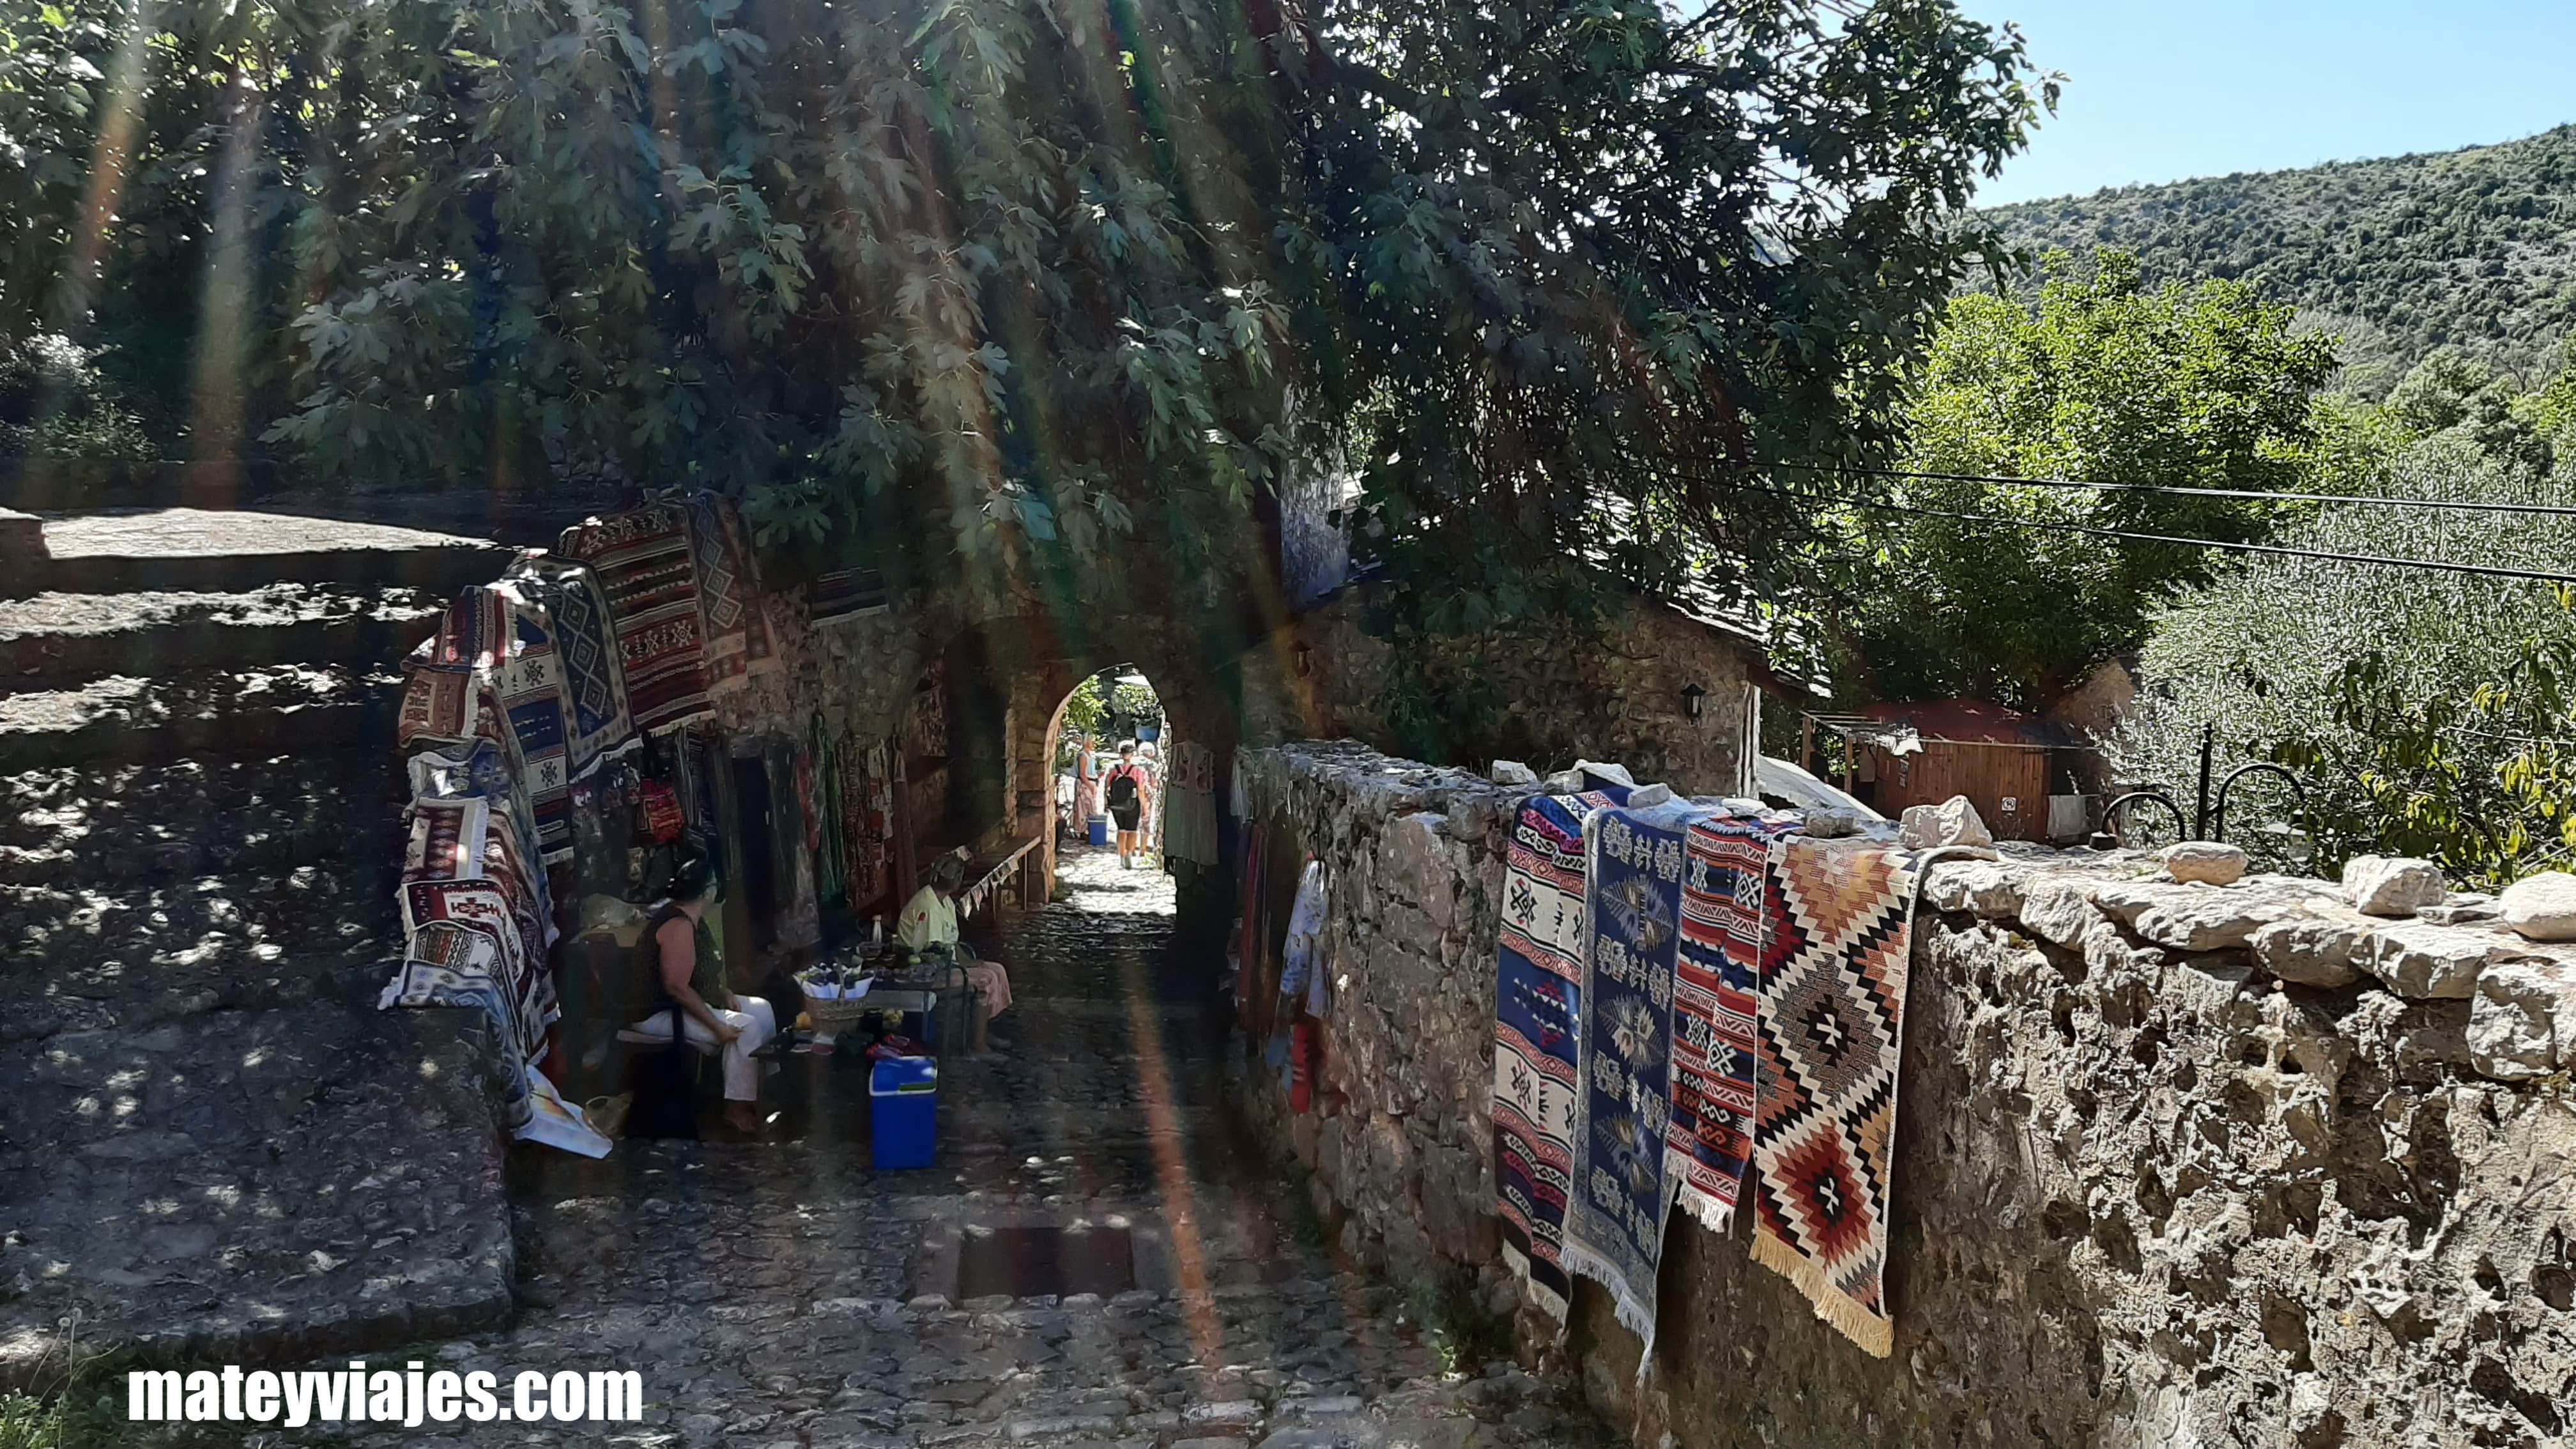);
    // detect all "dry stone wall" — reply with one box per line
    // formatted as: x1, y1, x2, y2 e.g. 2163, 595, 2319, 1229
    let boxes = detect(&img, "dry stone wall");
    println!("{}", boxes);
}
1233, 740, 2576, 1449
